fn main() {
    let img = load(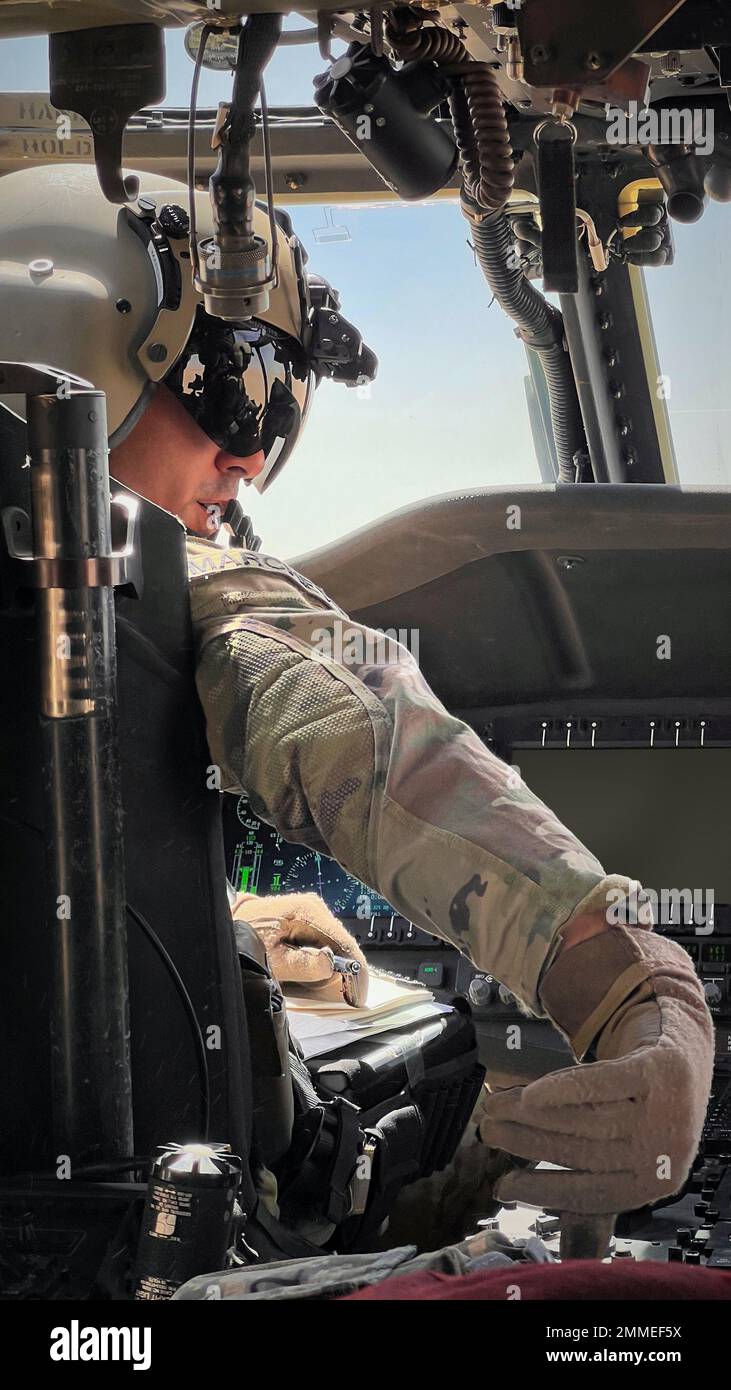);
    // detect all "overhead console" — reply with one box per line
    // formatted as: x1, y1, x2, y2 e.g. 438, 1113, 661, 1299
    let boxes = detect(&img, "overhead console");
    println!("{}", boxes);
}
292, 483, 731, 713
